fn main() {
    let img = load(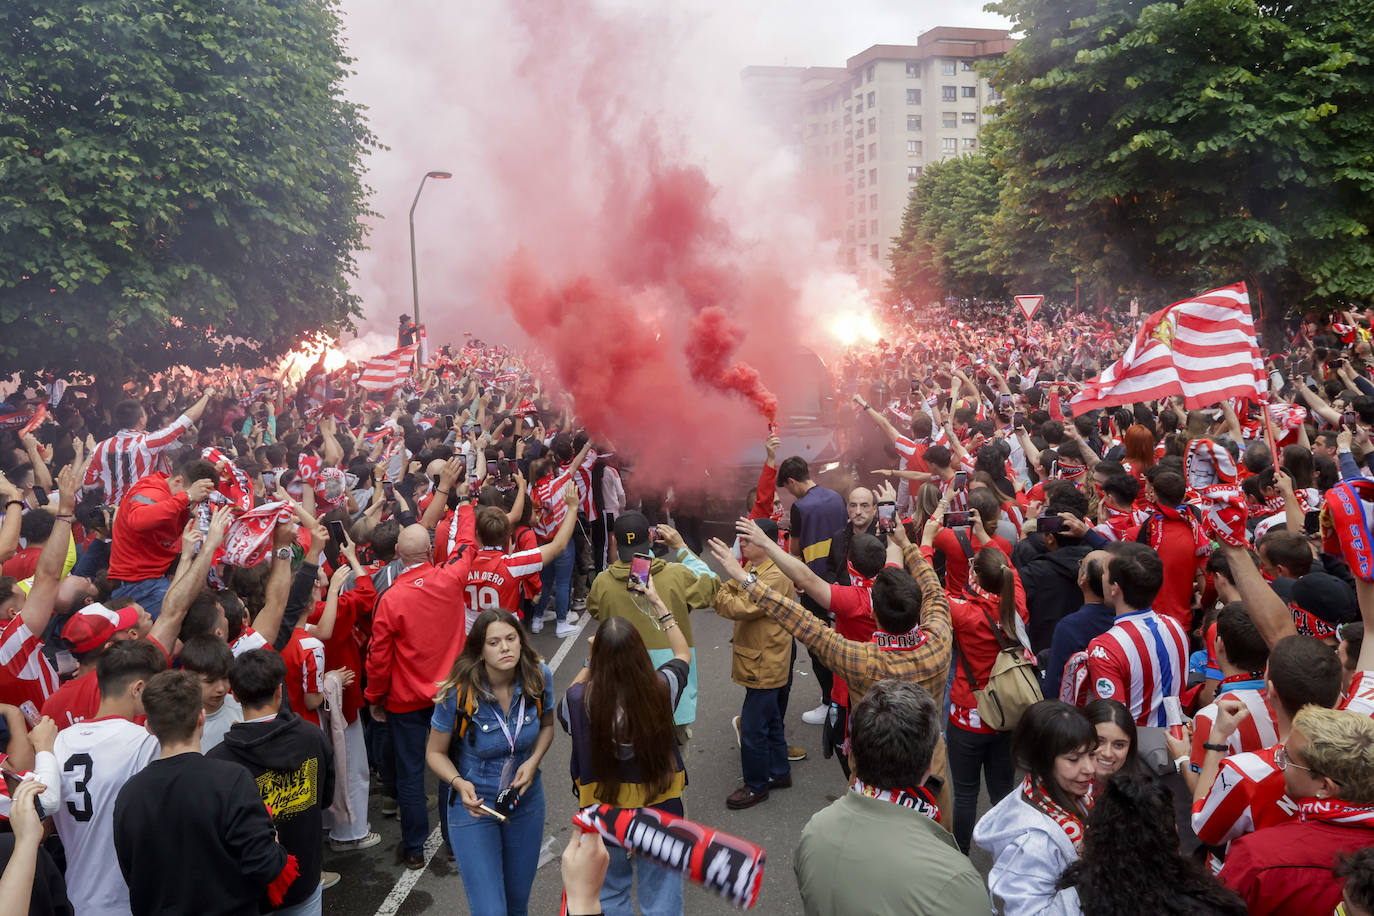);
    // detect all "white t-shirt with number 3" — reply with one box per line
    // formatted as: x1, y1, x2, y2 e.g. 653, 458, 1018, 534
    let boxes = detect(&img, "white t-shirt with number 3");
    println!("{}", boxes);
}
53, 717, 159, 915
